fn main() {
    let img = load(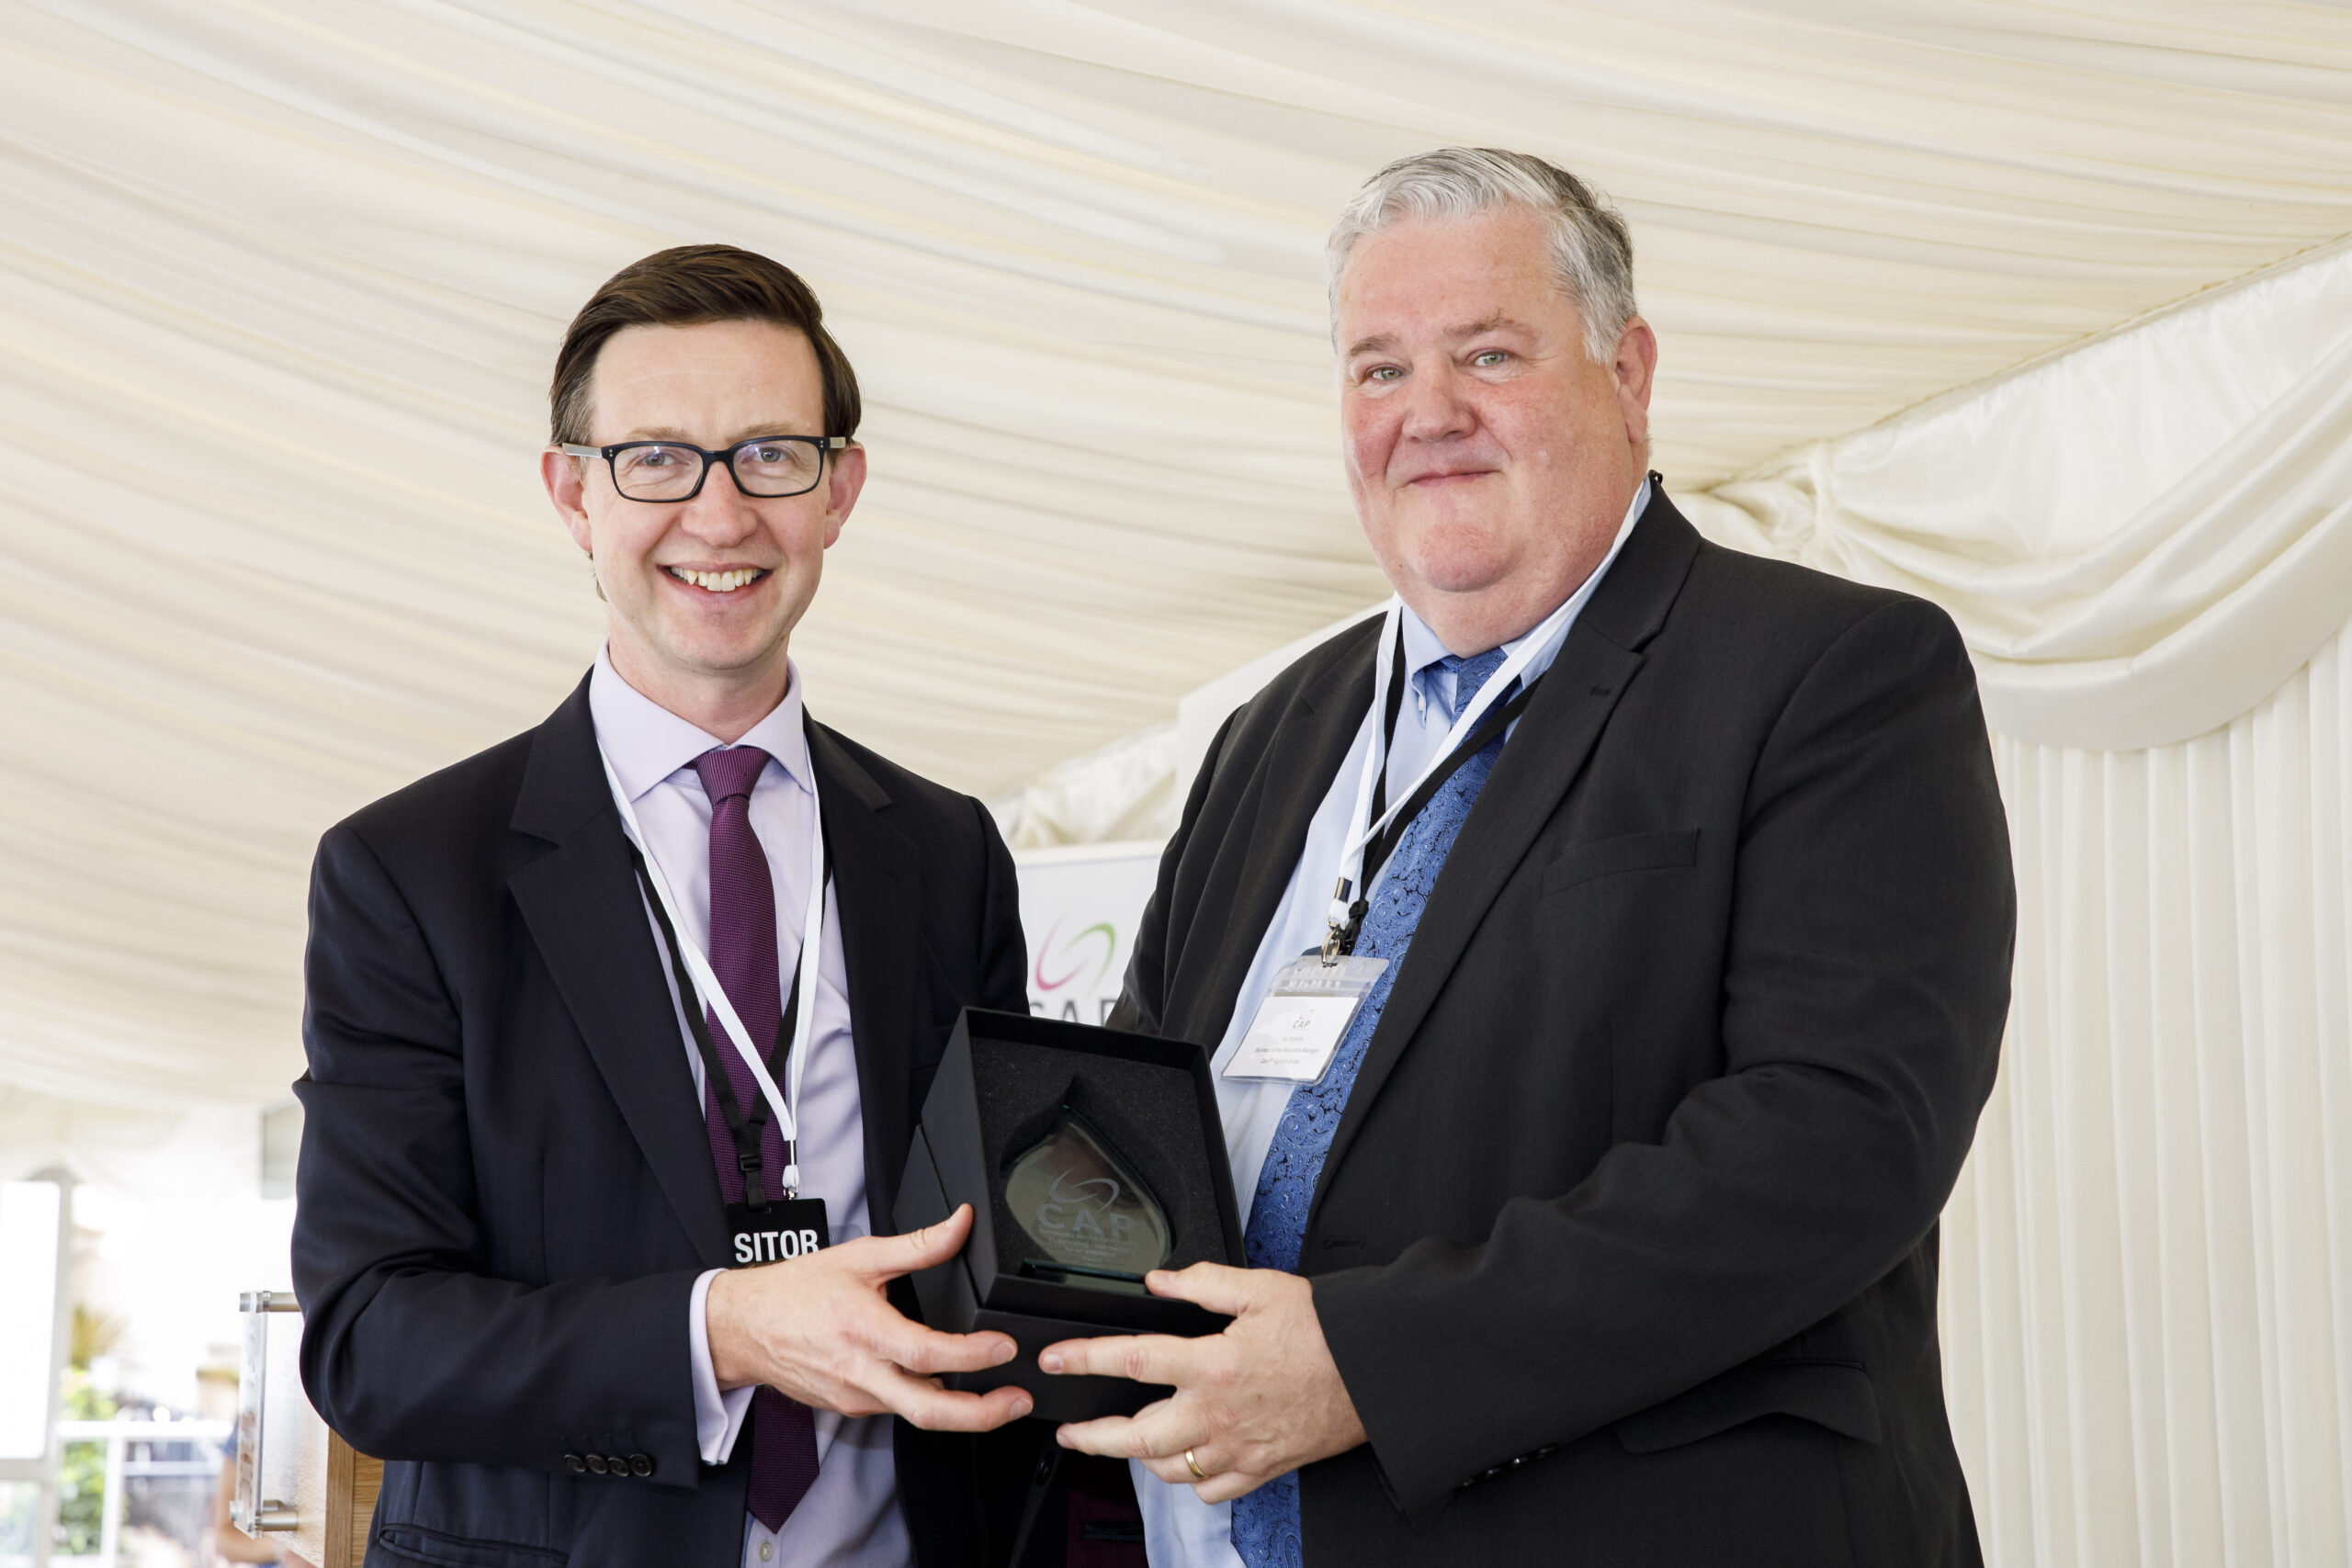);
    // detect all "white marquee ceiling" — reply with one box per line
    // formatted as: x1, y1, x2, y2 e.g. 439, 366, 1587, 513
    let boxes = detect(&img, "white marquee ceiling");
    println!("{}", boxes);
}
3, 0, 2350, 1108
